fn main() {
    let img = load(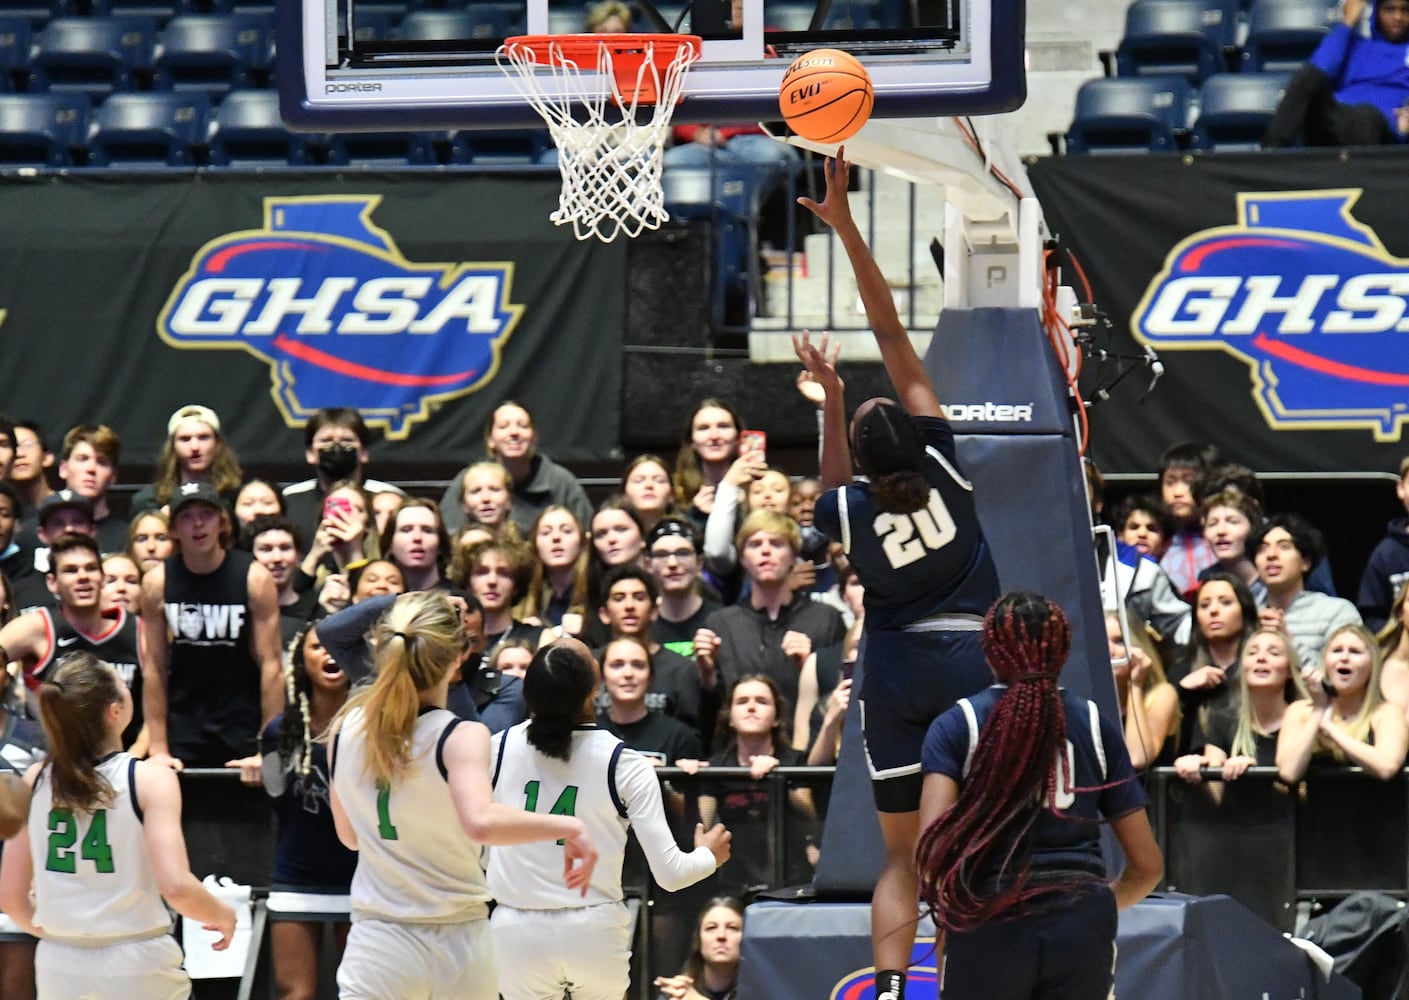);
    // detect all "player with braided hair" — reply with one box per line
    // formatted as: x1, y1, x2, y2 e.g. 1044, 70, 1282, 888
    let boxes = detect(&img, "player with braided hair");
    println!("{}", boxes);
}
261, 624, 355, 1000
794, 149, 1002, 1000
487, 638, 729, 1000
917, 592, 1163, 999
